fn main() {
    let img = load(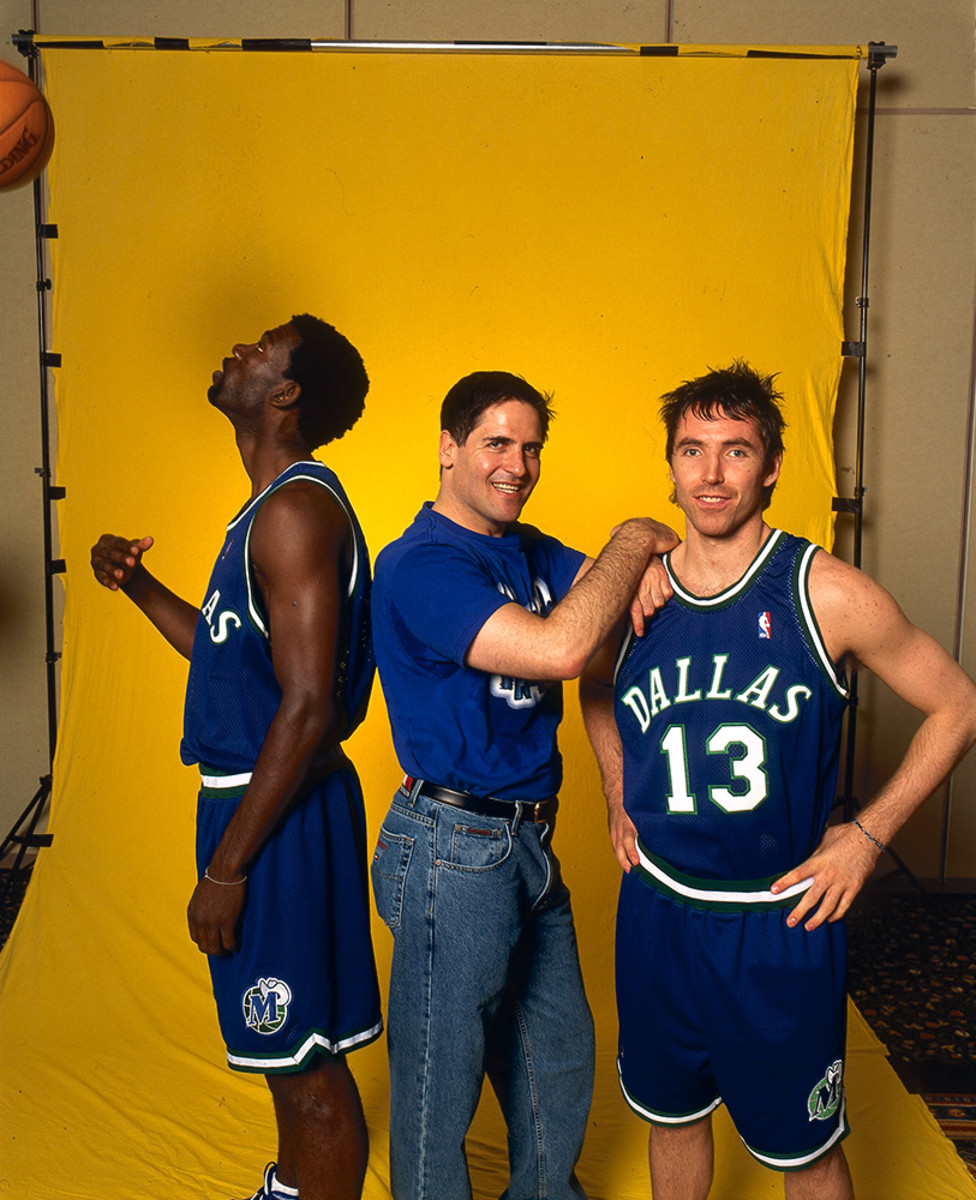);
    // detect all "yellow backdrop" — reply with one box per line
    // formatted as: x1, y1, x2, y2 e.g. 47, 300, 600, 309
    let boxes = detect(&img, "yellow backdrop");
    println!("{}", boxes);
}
2, 41, 972, 1200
